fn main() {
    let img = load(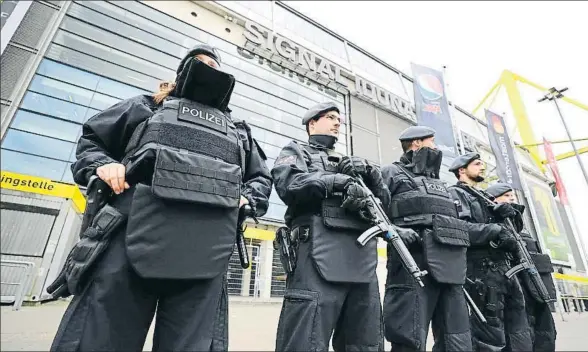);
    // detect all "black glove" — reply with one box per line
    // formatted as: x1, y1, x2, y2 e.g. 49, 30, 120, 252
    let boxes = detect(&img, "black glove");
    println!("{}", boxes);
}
338, 156, 368, 178
497, 226, 518, 252
341, 181, 373, 222
493, 203, 517, 220
365, 163, 385, 188
394, 225, 420, 246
